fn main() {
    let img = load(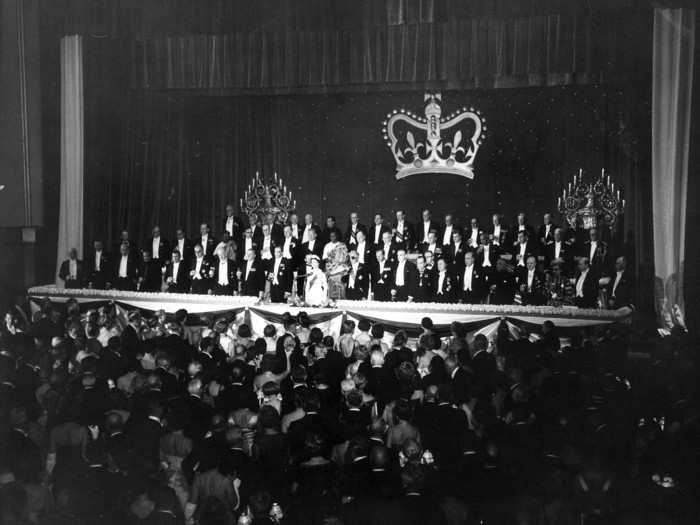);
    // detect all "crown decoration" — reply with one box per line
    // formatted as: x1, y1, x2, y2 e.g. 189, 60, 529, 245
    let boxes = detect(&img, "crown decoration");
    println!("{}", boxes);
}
557, 169, 626, 231
382, 93, 486, 180
239, 172, 296, 224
